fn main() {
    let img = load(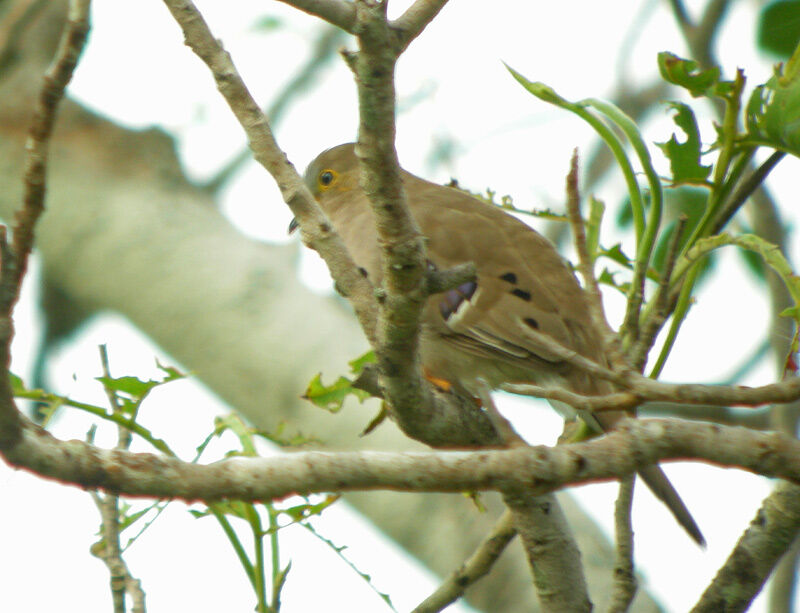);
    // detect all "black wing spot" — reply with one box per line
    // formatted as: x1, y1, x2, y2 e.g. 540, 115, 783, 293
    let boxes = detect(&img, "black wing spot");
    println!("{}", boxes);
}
511, 288, 531, 301
524, 317, 539, 329
500, 272, 517, 284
